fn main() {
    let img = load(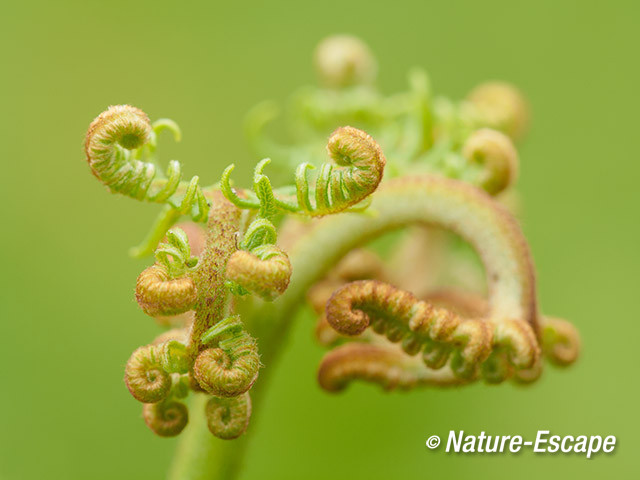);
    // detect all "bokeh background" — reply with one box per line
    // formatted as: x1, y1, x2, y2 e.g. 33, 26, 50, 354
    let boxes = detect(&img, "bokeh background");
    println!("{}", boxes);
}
1, 0, 638, 479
